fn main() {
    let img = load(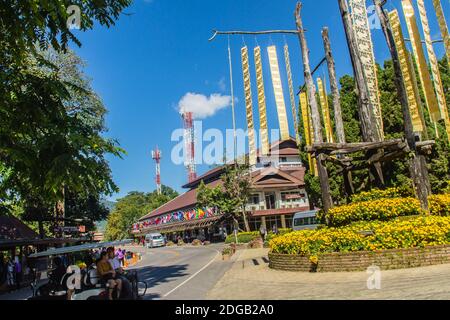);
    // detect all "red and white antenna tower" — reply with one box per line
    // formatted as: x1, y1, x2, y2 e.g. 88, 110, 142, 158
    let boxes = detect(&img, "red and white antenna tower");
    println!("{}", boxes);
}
182, 112, 197, 183
151, 146, 162, 195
